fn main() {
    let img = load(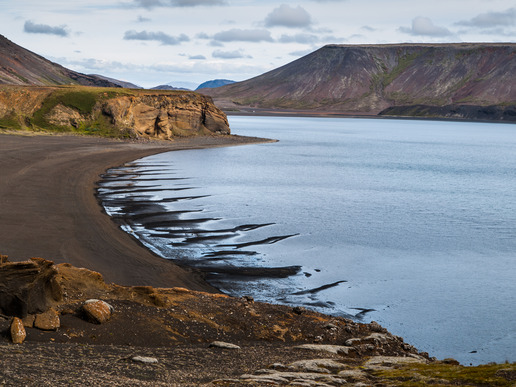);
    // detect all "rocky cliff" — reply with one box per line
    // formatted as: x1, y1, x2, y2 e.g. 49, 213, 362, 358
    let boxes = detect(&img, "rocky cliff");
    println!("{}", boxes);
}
0, 86, 230, 139
203, 43, 516, 121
